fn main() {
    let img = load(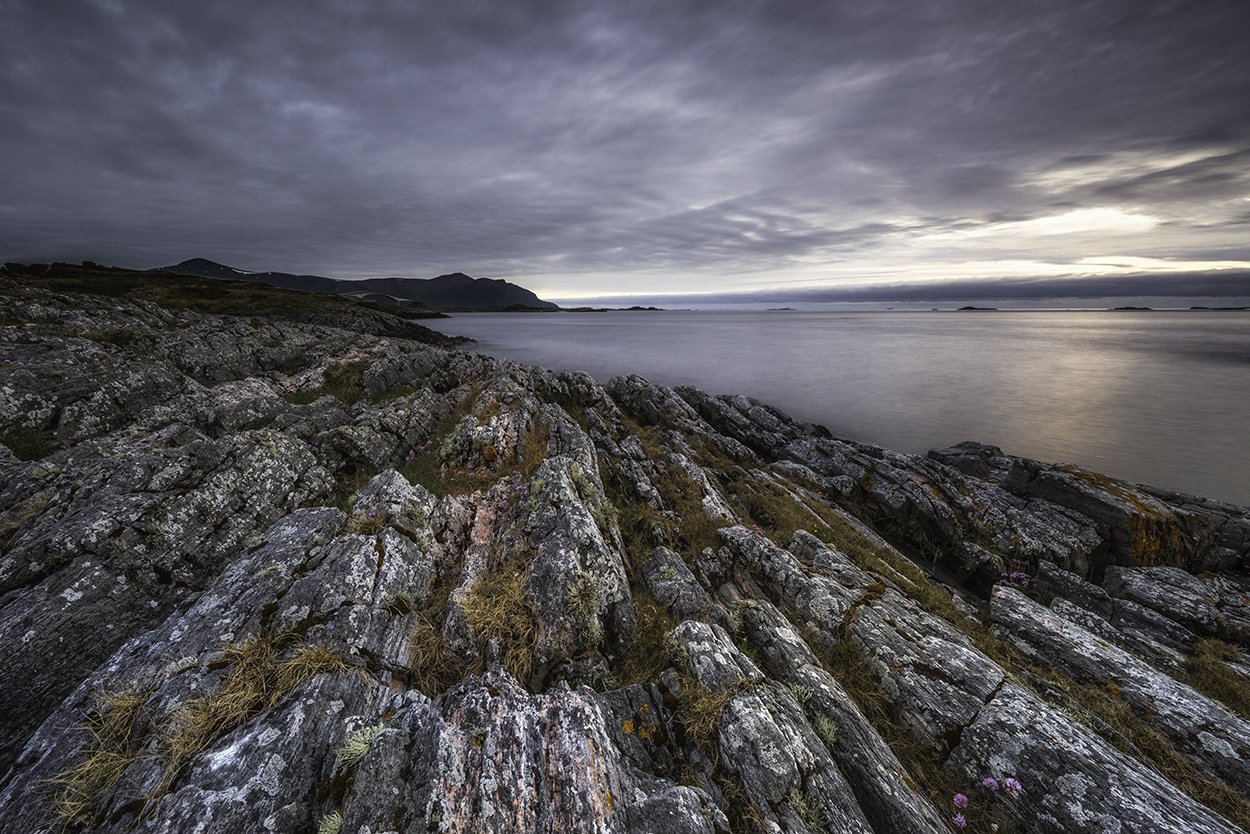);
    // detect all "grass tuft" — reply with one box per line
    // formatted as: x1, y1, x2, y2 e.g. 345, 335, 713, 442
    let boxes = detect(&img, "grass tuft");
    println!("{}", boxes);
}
408, 576, 472, 696
567, 570, 604, 647
51, 688, 153, 825
158, 635, 345, 794
615, 587, 677, 686
462, 565, 539, 685
675, 678, 735, 749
